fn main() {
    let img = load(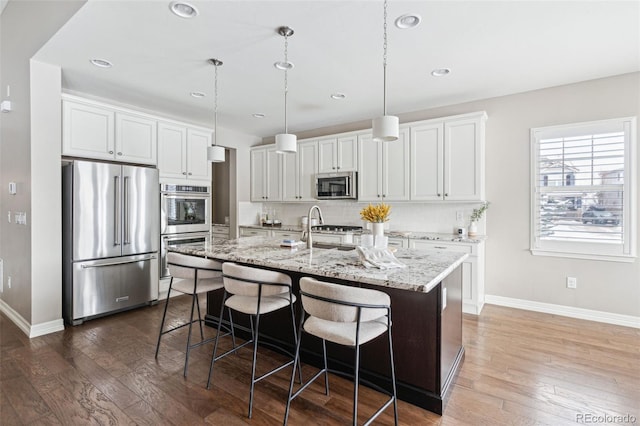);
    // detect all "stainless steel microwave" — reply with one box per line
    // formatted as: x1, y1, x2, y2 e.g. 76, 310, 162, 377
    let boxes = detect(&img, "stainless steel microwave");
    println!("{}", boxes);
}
315, 172, 357, 200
